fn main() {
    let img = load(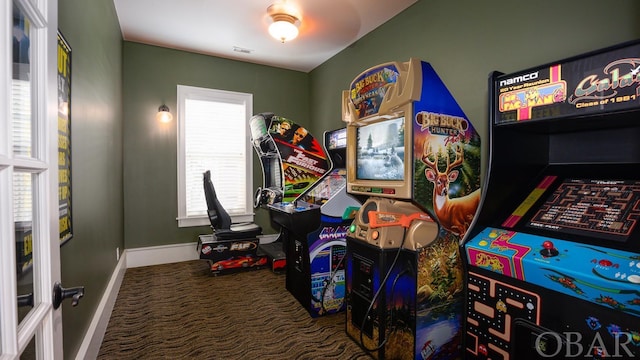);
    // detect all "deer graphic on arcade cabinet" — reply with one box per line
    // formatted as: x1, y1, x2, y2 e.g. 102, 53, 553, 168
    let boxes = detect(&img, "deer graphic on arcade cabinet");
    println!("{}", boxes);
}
421, 142, 480, 239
